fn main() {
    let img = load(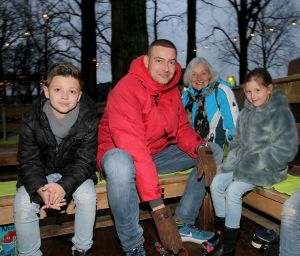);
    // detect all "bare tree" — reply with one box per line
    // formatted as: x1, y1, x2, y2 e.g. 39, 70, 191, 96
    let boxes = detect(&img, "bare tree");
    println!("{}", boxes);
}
111, 0, 148, 86
248, 2, 299, 73
147, 0, 185, 41
186, 0, 197, 65
201, 0, 299, 83
81, 0, 97, 100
